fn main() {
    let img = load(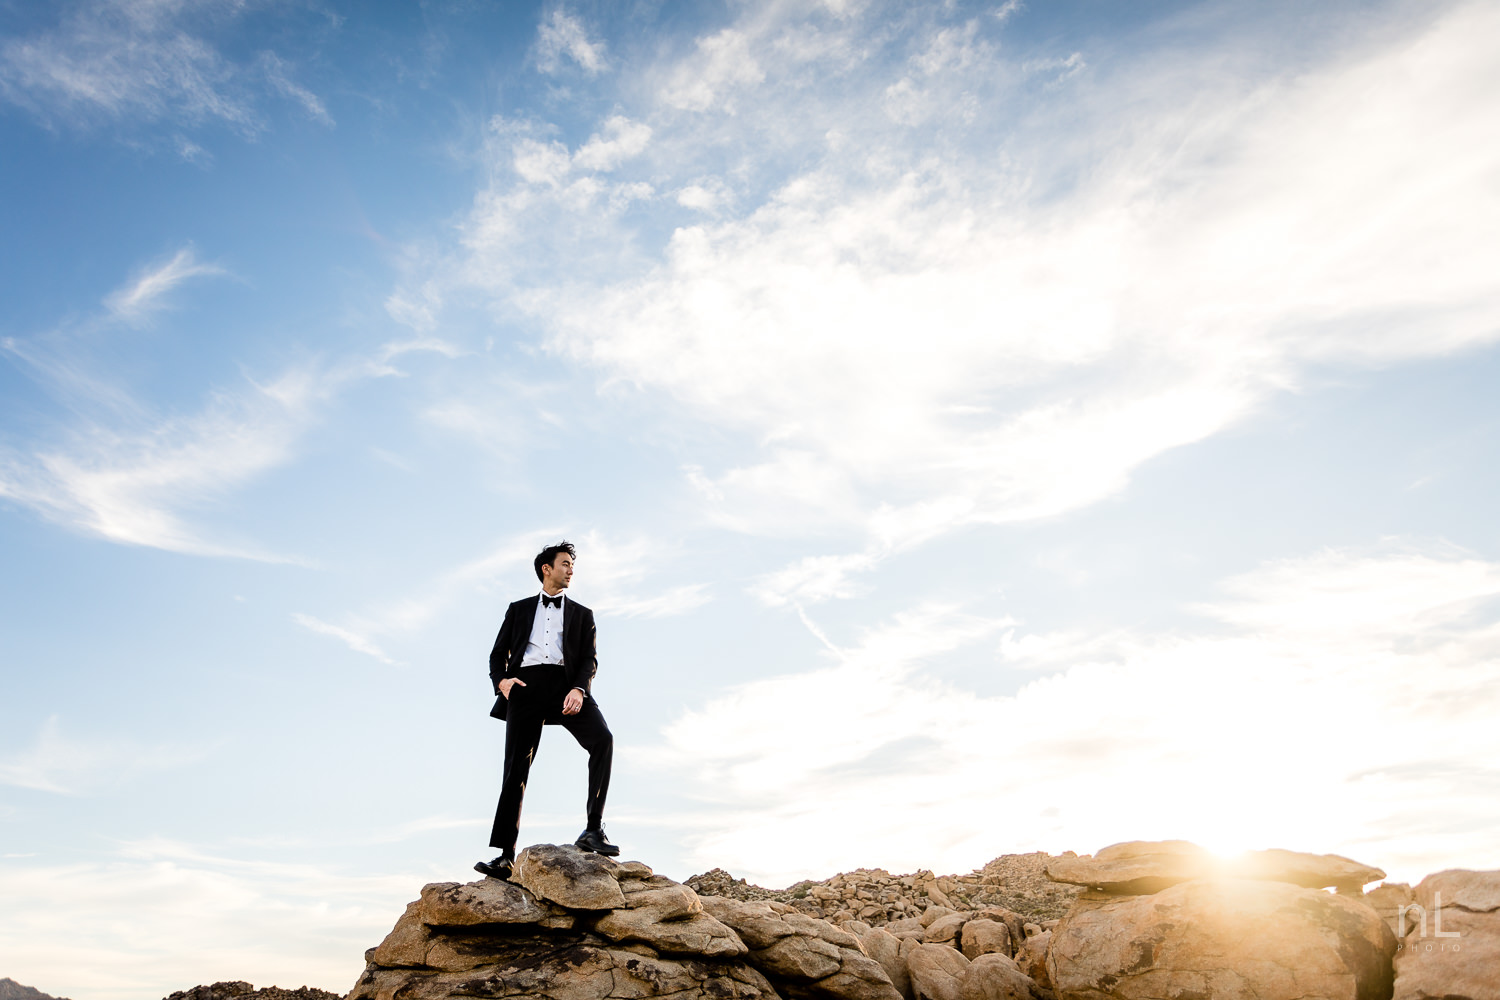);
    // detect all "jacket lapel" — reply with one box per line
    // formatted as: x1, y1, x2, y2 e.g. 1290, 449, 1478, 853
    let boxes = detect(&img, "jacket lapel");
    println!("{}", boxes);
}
514, 597, 539, 655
